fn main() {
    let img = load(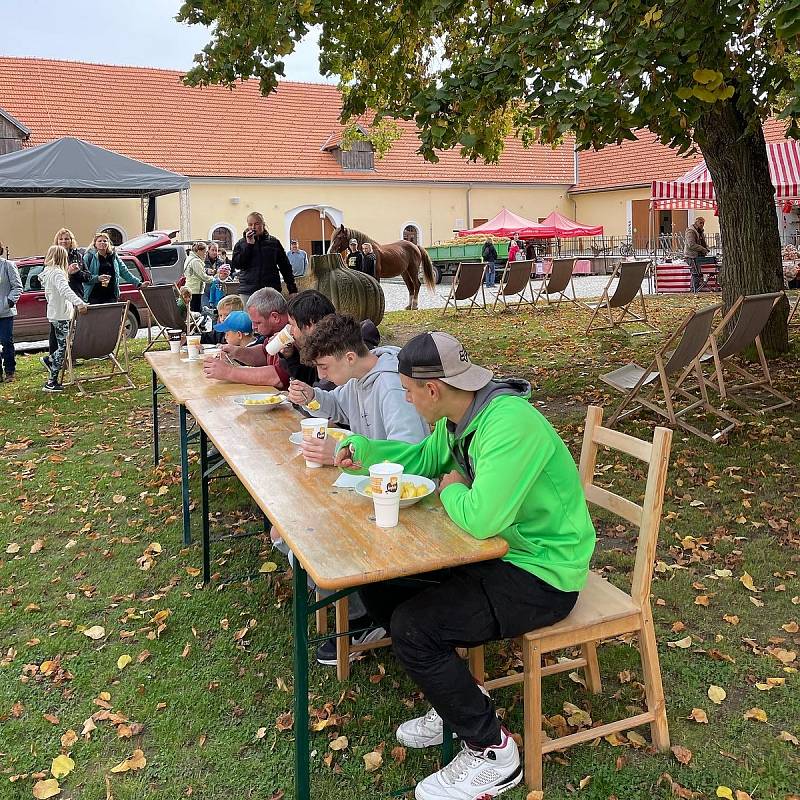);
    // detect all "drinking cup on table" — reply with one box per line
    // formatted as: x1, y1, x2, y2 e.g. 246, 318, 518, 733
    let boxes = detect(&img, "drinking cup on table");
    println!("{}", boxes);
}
300, 417, 328, 468
368, 462, 404, 528
265, 324, 294, 356
99, 275, 111, 287
168, 329, 182, 353
186, 335, 201, 361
